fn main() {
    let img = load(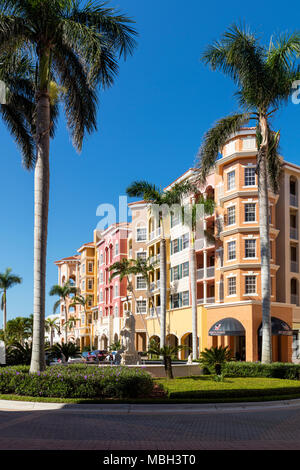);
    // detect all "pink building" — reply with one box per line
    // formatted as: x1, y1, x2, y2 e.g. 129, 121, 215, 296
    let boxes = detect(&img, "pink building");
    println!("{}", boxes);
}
95, 223, 131, 348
